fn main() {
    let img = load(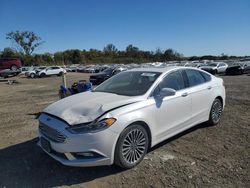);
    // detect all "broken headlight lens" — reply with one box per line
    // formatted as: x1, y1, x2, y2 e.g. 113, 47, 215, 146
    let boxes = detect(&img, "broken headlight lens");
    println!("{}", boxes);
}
66, 118, 116, 134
